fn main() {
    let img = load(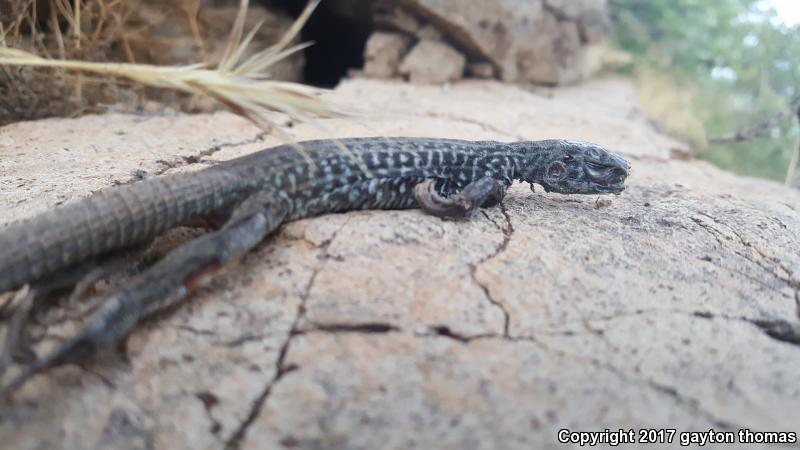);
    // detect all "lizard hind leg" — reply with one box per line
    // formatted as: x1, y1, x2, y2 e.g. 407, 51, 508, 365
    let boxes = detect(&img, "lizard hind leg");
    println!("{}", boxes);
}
414, 177, 507, 218
0, 193, 288, 398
